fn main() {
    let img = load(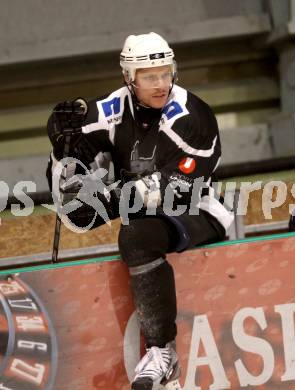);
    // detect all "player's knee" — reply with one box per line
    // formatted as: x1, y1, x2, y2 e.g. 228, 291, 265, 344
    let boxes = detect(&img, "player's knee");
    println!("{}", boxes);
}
118, 218, 171, 267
